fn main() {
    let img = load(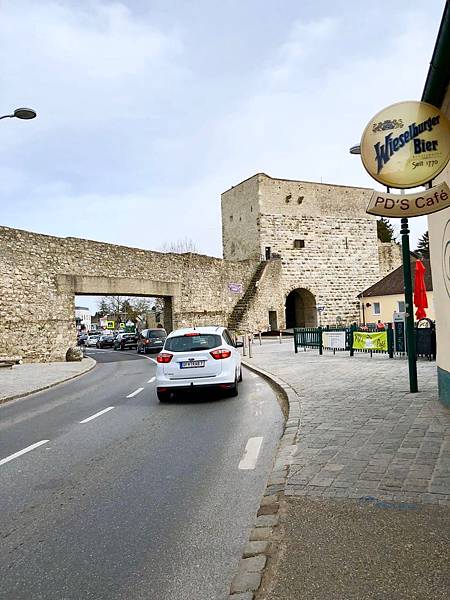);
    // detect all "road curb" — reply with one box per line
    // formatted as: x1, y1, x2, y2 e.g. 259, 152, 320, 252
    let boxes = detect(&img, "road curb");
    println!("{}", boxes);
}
229, 360, 301, 599
0, 357, 97, 406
